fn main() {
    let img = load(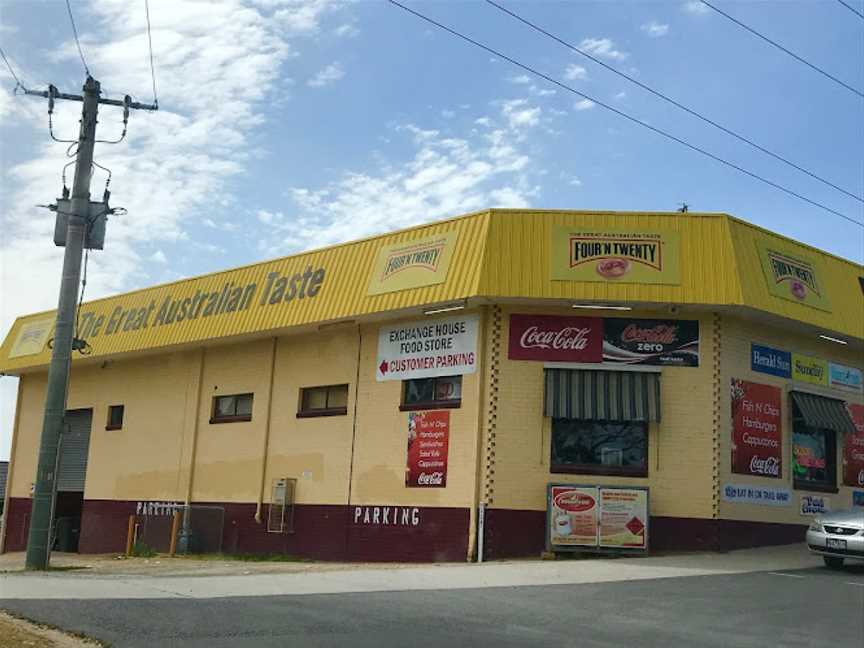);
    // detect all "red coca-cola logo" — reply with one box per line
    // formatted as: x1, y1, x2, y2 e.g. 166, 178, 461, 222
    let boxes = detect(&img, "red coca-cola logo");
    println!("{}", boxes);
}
508, 315, 602, 362
554, 491, 595, 512
620, 323, 677, 345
